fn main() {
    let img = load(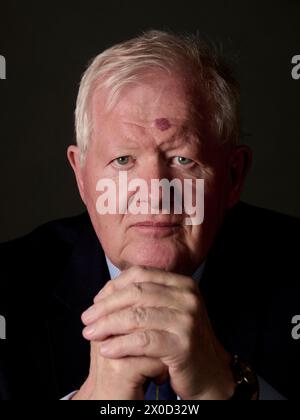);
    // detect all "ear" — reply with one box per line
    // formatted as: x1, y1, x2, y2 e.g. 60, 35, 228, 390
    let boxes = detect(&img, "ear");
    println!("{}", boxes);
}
227, 145, 253, 209
67, 145, 86, 204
